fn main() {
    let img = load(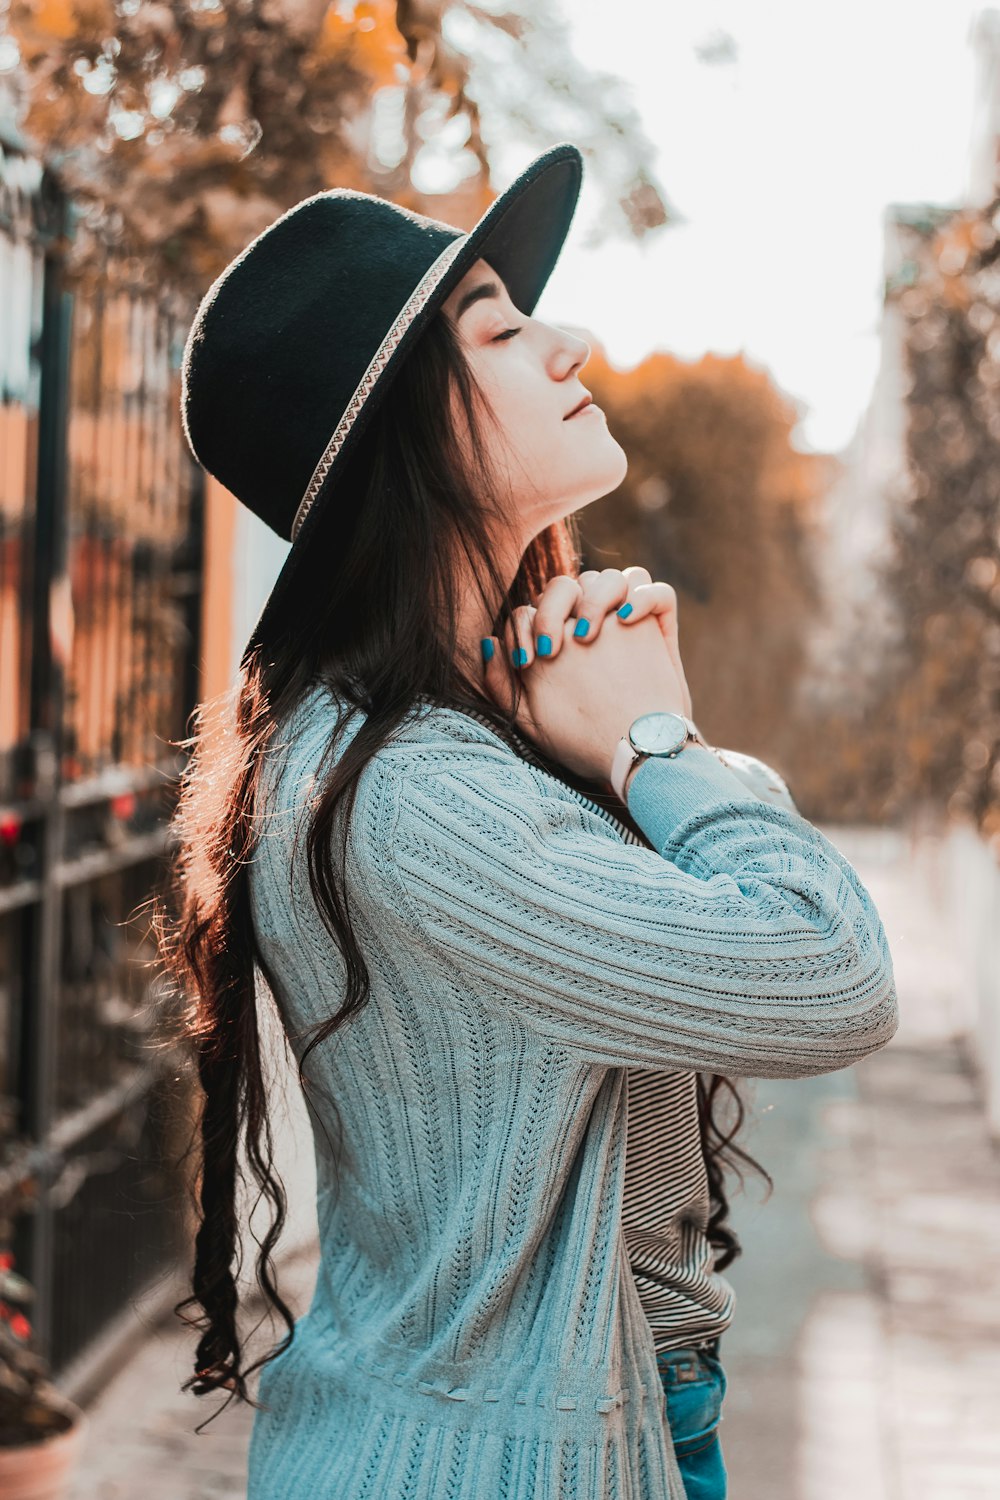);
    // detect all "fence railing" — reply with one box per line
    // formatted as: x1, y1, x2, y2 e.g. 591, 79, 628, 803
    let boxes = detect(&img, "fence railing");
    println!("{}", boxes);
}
0, 117, 203, 1374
